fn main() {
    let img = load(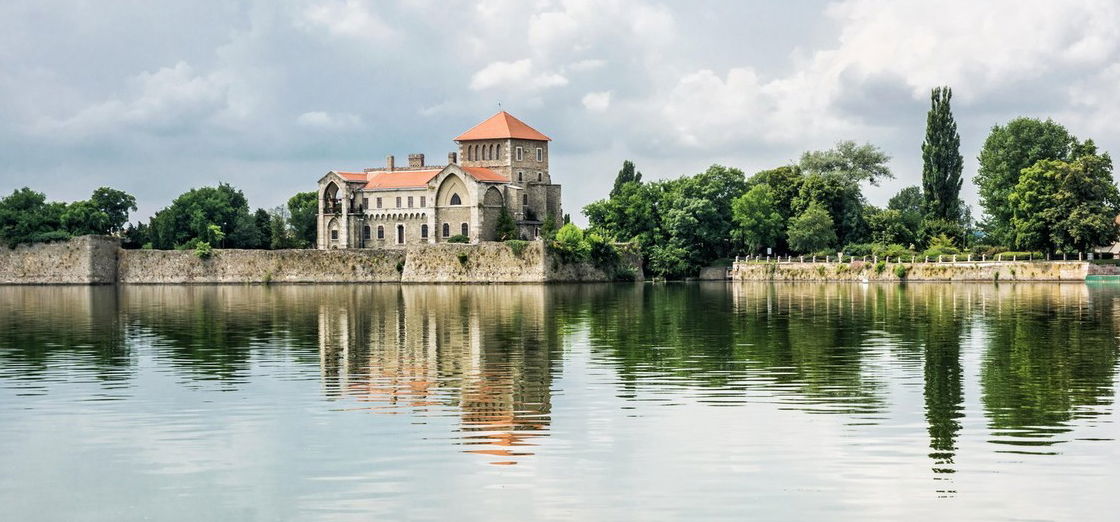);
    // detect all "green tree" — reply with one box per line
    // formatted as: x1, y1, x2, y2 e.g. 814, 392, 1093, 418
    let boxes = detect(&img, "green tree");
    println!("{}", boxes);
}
148, 183, 256, 249
921, 86, 964, 222
61, 200, 111, 236
731, 183, 783, 253
787, 203, 837, 254
795, 141, 891, 246
610, 160, 643, 198
975, 118, 1080, 244
0, 188, 70, 247
799, 140, 893, 185
267, 207, 294, 249
1008, 148, 1120, 253
89, 187, 137, 233
866, 208, 914, 246
888, 185, 924, 243
748, 166, 803, 221
287, 191, 318, 248
495, 205, 519, 240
